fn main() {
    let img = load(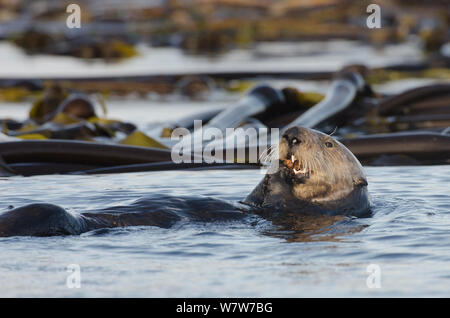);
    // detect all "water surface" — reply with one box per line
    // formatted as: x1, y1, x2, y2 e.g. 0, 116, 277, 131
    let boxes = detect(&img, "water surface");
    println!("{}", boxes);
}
0, 165, 449, 297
